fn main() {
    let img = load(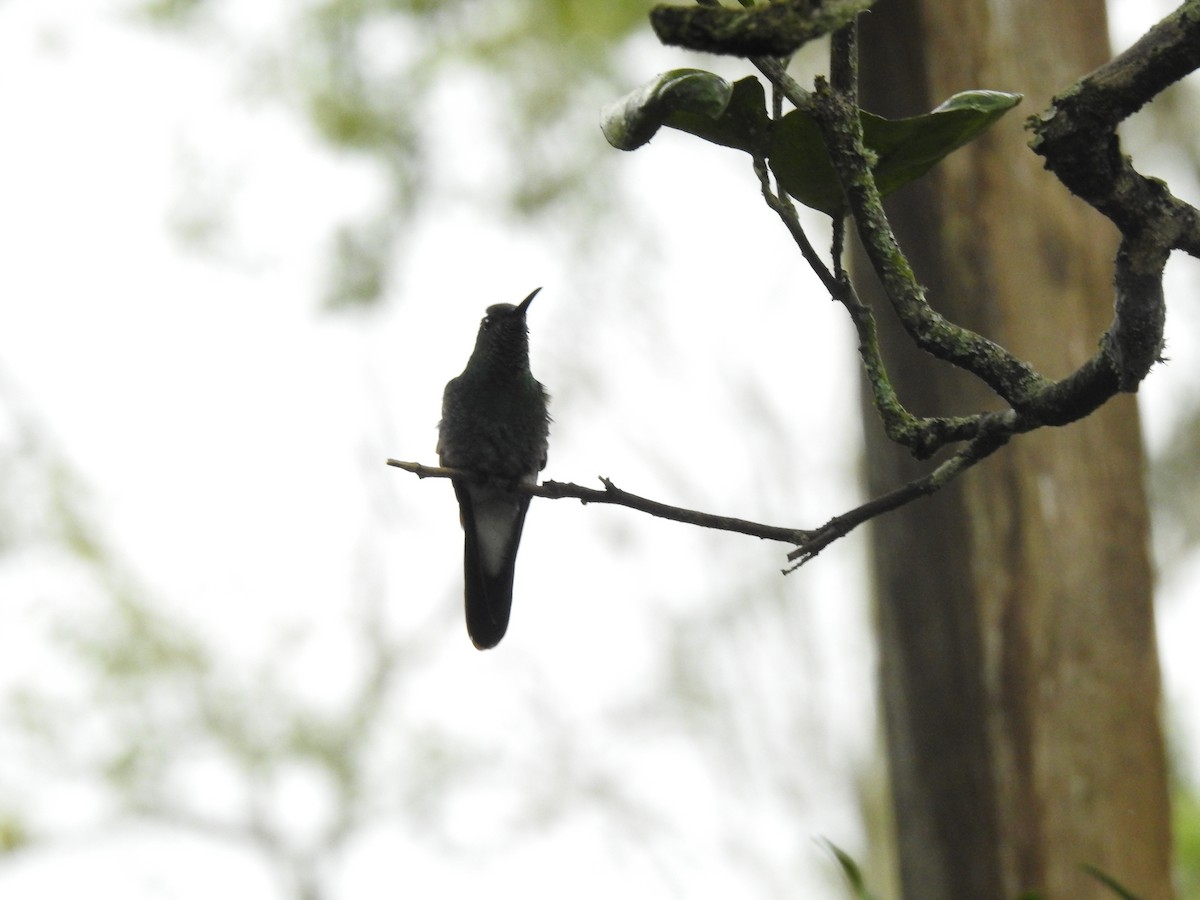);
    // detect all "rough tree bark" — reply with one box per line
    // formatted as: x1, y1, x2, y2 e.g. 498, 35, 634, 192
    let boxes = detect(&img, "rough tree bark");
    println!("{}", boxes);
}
857, 2, 1174, 898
